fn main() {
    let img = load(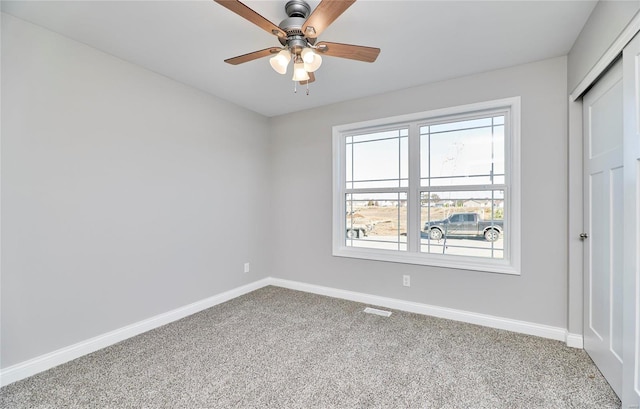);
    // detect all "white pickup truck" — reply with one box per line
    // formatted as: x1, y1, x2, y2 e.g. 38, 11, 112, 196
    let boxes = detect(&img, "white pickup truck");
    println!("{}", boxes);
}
346, 222, 372, 239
